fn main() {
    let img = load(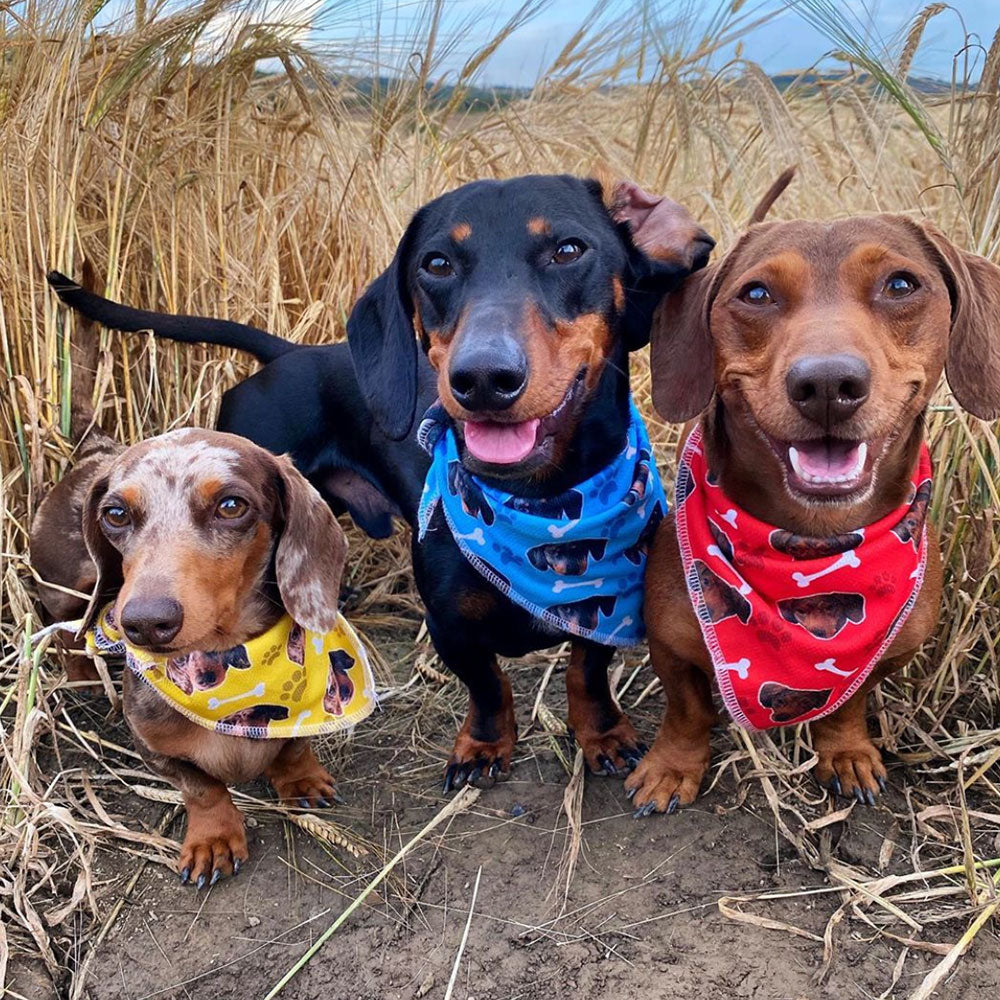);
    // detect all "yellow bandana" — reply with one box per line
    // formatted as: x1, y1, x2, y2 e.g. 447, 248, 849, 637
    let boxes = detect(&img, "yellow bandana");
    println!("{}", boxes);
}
86, 603, 377, 740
